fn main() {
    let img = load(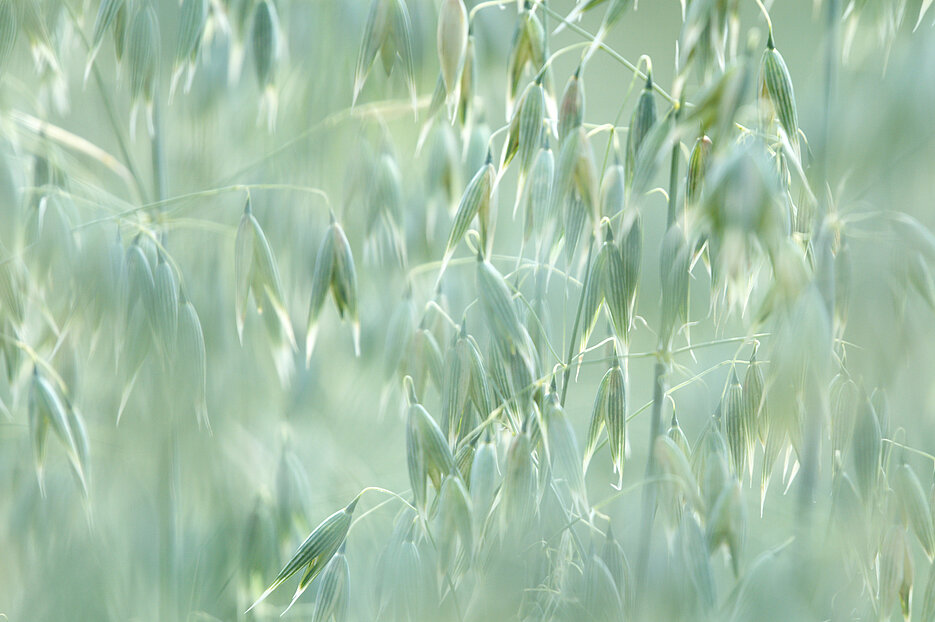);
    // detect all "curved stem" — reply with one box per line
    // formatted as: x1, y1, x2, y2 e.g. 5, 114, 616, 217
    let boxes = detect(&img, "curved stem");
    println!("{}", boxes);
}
539, 4, 679, 106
